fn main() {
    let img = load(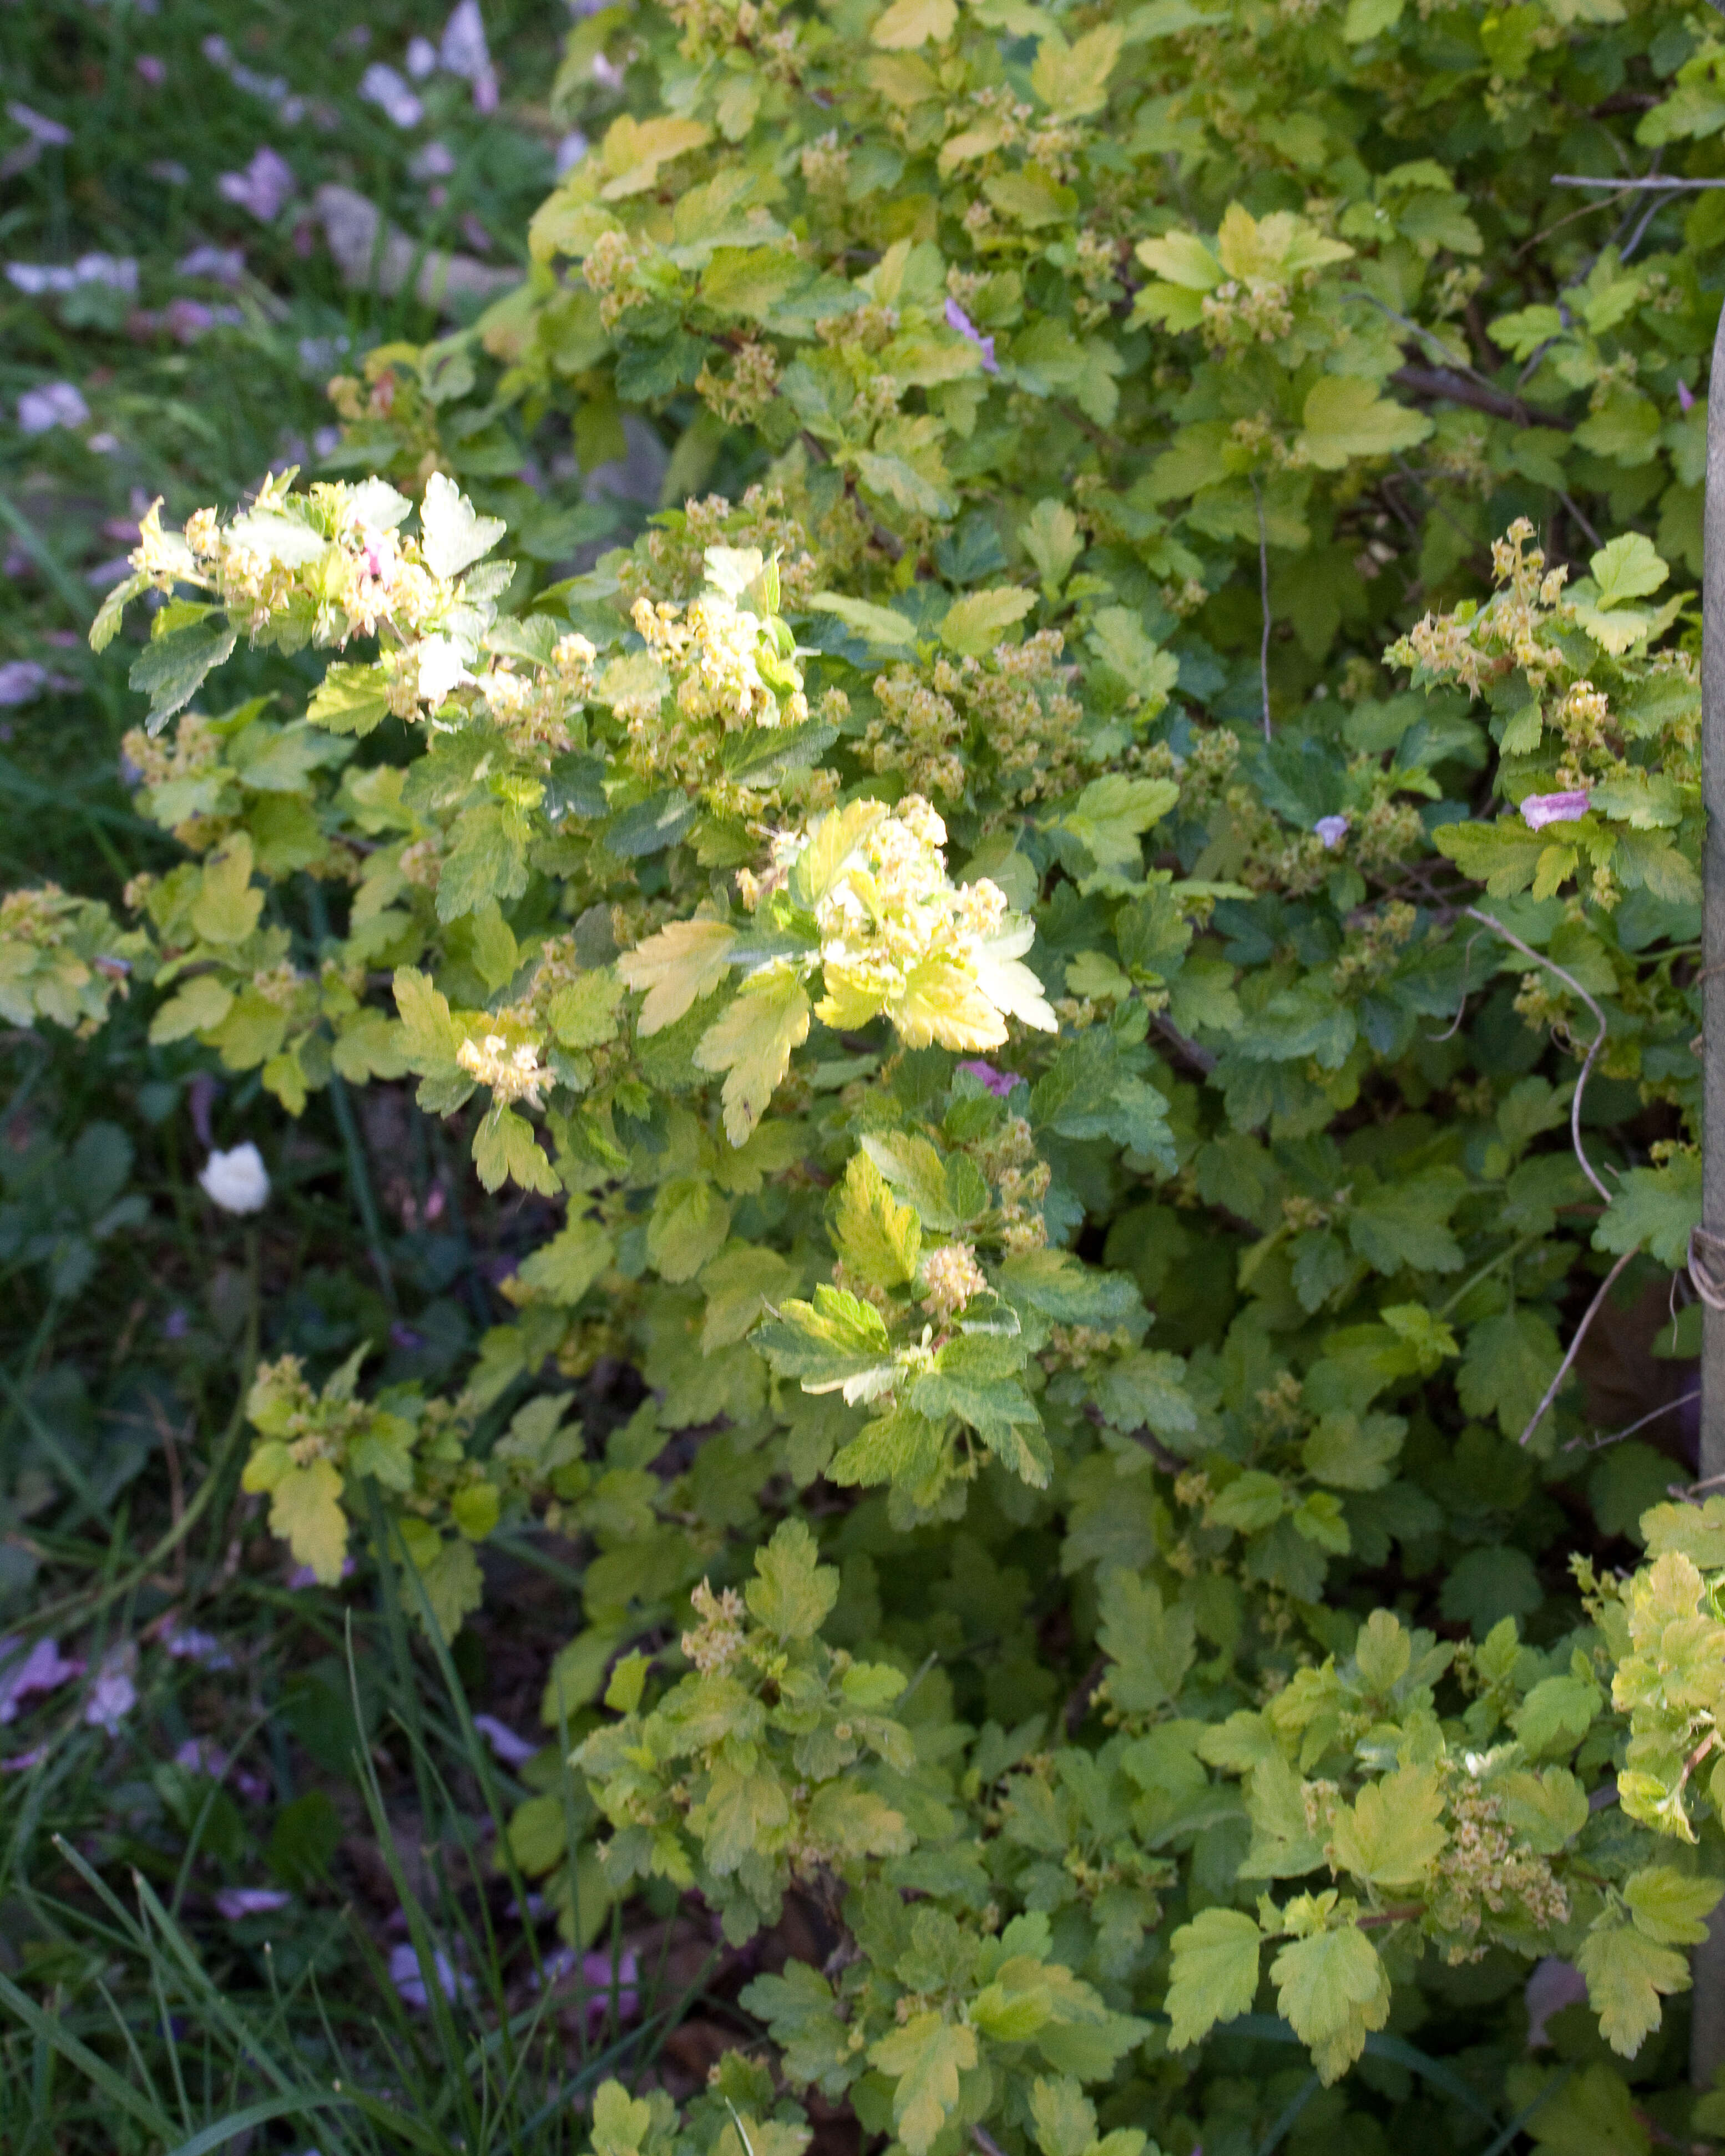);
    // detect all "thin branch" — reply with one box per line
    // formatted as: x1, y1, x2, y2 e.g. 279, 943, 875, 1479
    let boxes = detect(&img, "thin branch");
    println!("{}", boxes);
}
1515, 1248, 1635, 1448
1391, 364, 1572, 433
1565, 1387, 1699, 1455
1154, 1013, 1217, 1074
1550, 173, 1725, 190
1429, 927, 1490, 1041
1252, 475, 1272, 741
1557, 490, 1603, 551
1464, 907, 1612, 1204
